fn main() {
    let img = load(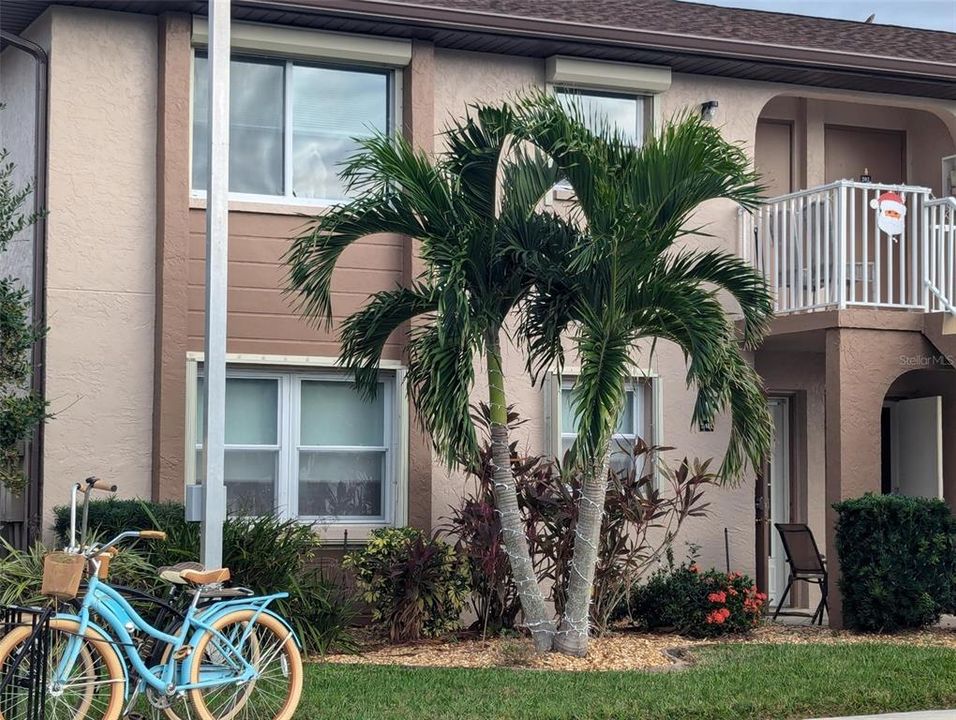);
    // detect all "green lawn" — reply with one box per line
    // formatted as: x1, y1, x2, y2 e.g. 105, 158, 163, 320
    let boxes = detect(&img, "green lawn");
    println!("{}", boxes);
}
300, 643, 956, 720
